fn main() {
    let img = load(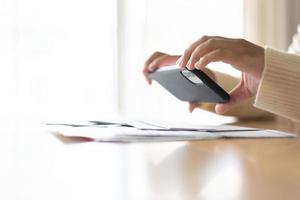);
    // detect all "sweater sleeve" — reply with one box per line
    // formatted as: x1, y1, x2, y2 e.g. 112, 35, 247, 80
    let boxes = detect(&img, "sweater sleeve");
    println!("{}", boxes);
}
254, 48, 300, 121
